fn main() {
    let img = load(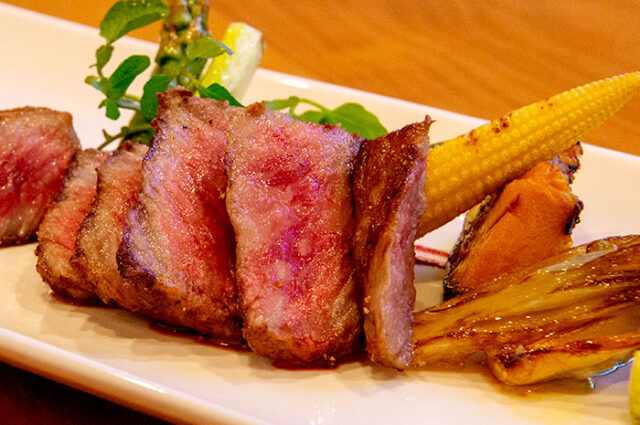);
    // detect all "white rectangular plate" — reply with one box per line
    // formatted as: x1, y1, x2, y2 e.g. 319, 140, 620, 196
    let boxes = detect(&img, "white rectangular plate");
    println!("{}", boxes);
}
1, 4, 639, 424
